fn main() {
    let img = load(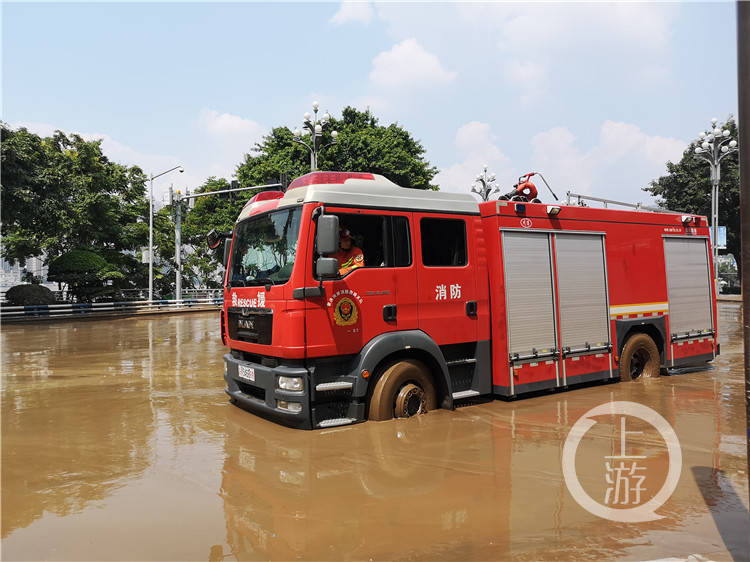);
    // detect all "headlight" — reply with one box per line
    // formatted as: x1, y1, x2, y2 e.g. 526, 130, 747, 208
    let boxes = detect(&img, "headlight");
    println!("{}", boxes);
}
277, 376, 303, 391
277, 400, 302, 413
